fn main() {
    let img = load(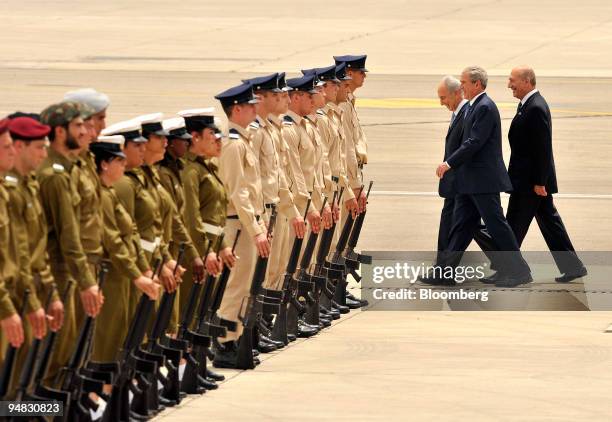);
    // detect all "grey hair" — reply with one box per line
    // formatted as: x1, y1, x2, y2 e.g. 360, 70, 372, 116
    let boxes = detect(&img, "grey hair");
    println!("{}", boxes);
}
462, 66, 488, 89
518, 67, 537, 86
442, 75, 461, 93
